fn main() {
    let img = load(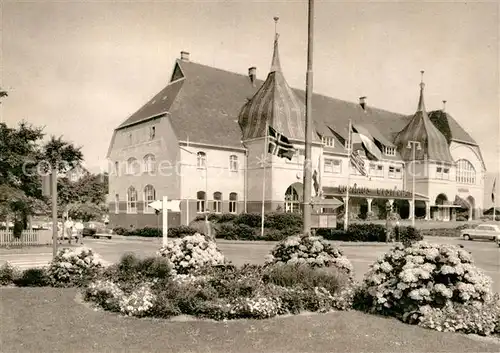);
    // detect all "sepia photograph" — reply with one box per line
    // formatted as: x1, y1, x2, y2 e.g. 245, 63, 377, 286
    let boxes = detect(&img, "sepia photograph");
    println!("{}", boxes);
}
0, 1, 499, 352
